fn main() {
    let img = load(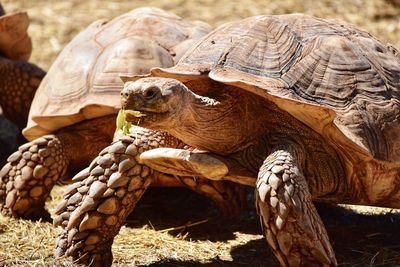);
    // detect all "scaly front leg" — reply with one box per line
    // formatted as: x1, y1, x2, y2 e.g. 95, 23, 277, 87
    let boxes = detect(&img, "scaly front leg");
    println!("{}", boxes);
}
255, 144, 336, 266
0, 135, 68, 219
0, 58, 45, 130
54, 127, 245, 266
